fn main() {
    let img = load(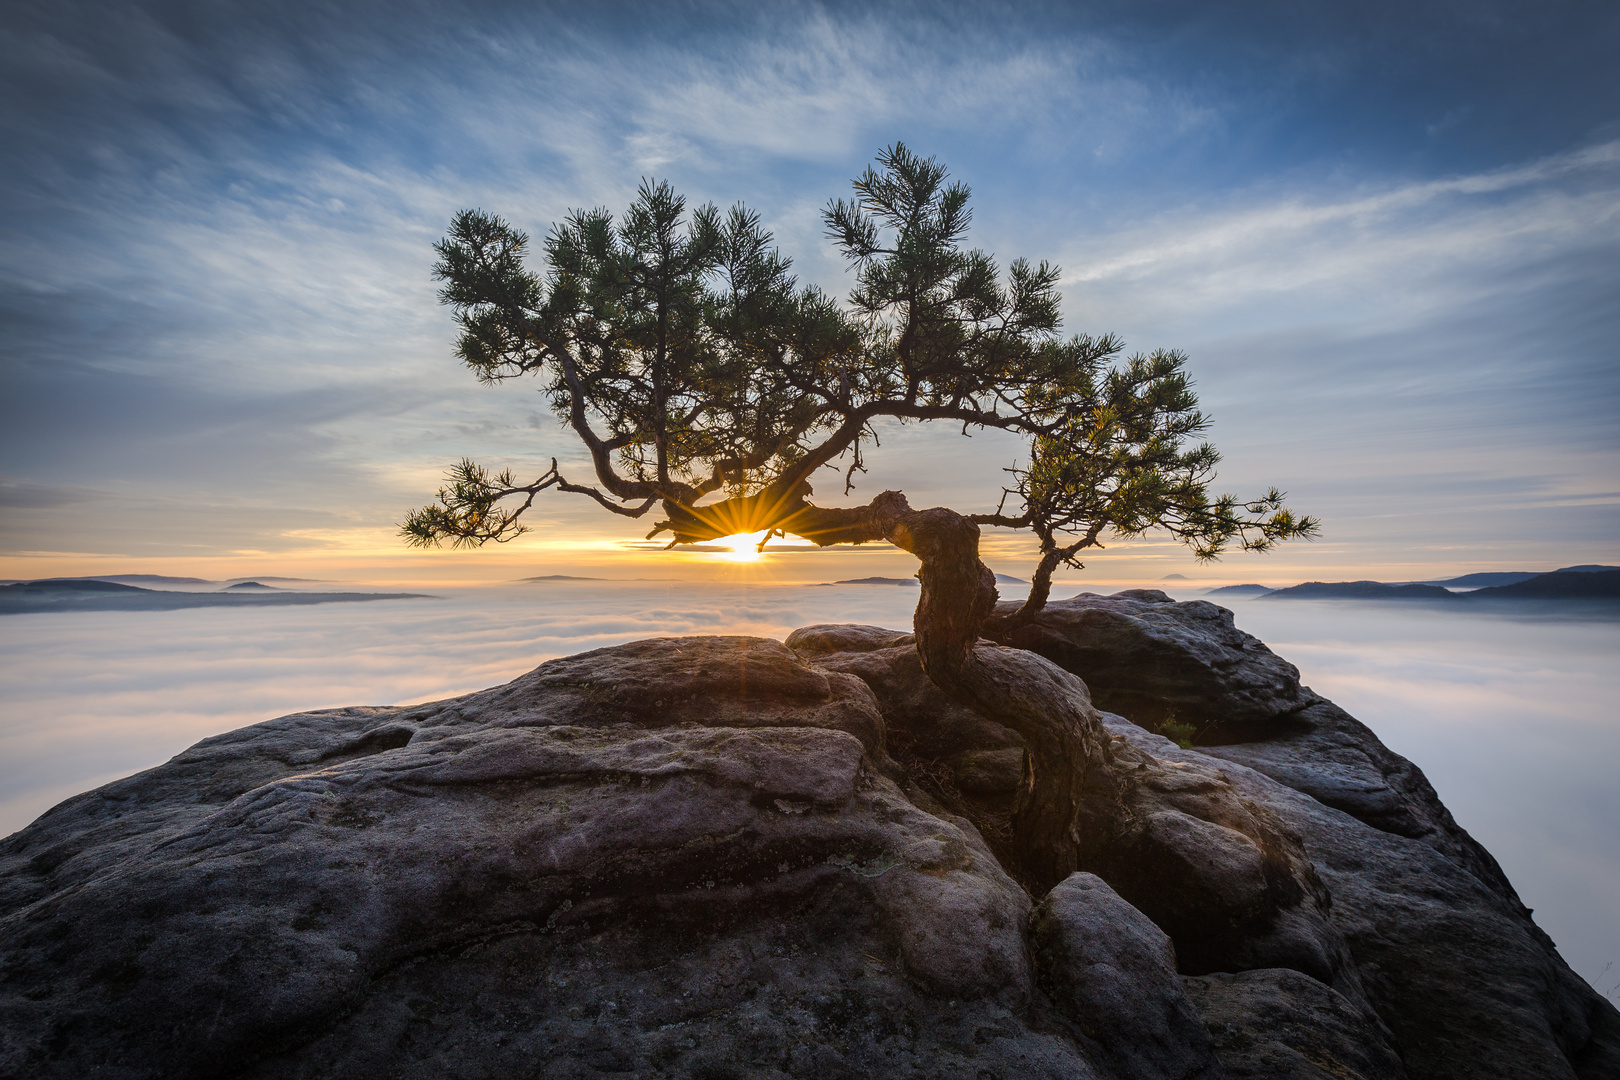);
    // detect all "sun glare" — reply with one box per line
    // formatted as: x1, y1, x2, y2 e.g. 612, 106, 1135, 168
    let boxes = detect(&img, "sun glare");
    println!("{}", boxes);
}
718, 531, 770, 562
